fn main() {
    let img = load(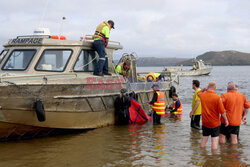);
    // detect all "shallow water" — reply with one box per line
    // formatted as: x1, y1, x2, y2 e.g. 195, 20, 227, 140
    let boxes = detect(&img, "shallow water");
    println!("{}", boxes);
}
0, 66, 249, 167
